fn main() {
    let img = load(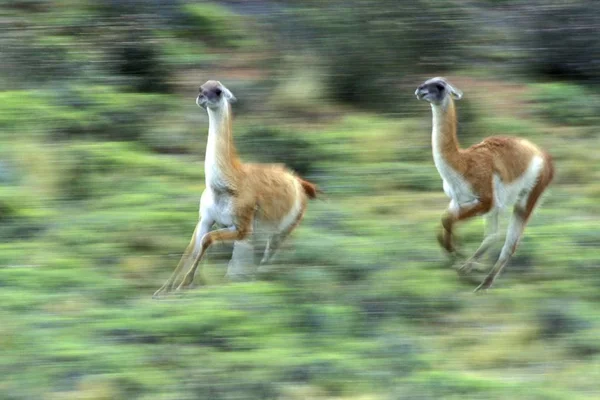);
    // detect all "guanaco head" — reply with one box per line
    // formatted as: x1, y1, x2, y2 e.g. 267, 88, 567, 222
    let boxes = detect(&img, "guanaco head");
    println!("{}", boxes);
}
415, 77, 463, 105
196, 80, 237, 110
